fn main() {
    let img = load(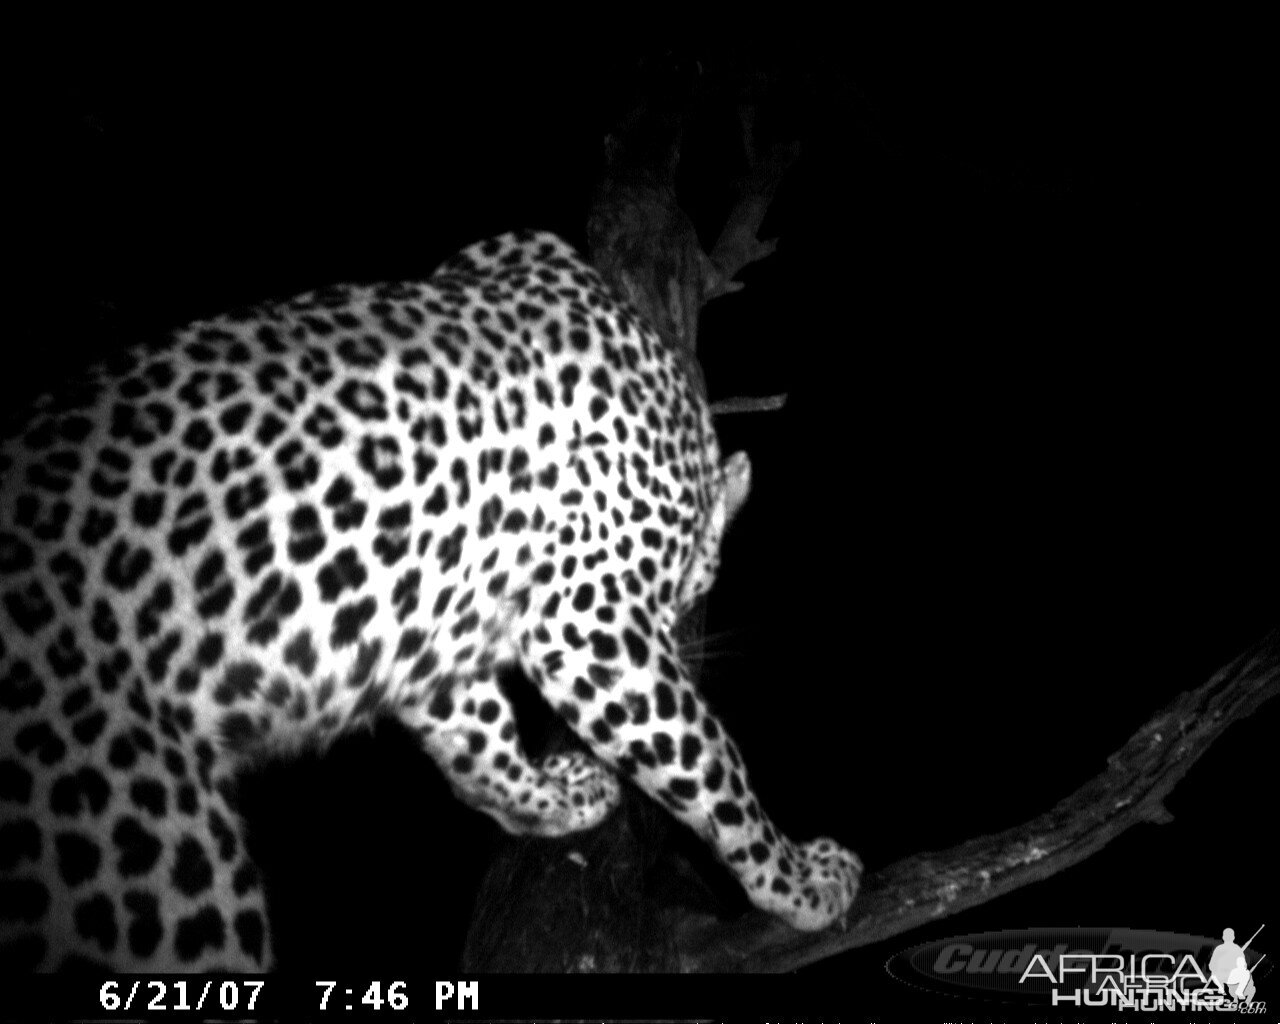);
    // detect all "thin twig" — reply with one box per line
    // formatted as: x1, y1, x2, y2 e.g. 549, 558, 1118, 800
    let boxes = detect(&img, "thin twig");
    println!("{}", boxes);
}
710, 393, 789, 415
